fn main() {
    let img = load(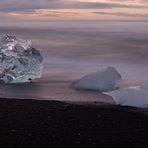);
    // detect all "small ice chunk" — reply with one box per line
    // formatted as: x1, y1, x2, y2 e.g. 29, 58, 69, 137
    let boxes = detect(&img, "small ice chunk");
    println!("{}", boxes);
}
106, 86, 148, 108
0, 34, 43, 83
71, 67, 122, 92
